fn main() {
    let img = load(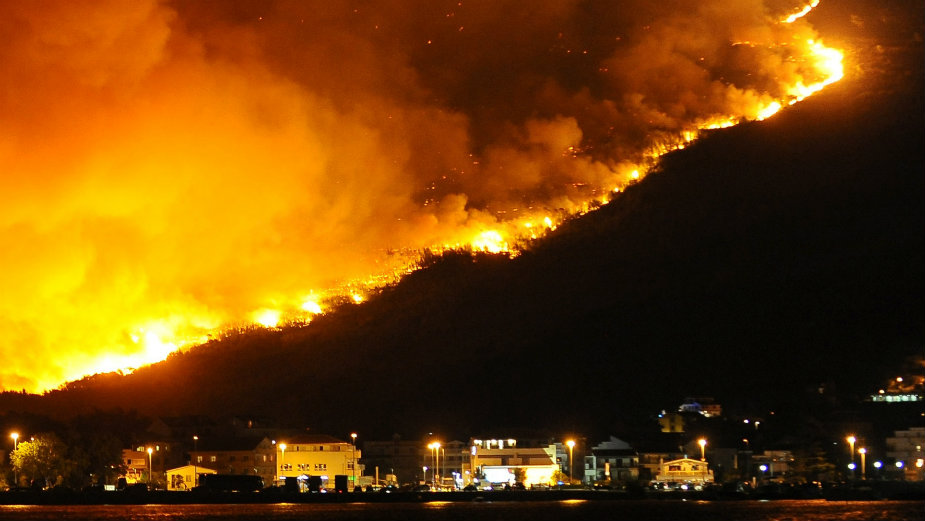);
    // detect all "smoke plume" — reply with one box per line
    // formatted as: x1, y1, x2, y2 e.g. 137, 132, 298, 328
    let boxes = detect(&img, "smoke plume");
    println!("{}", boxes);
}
0, 0, 835, 390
